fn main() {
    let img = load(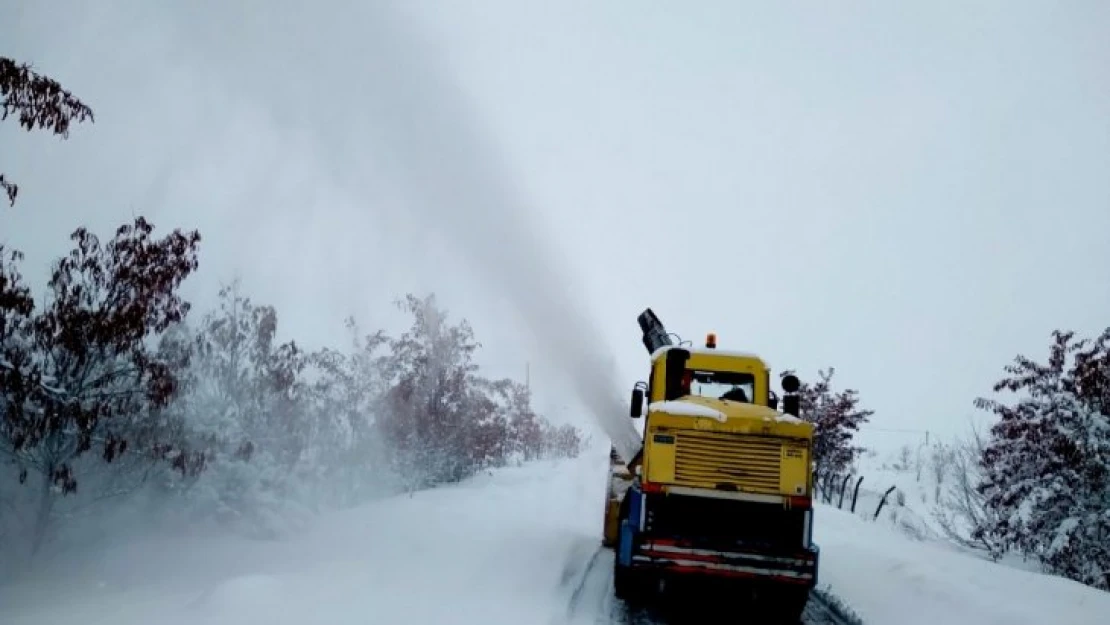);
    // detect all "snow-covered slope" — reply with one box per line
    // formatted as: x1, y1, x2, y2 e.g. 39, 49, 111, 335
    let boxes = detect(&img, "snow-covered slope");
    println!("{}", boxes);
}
814, 503, 1107, 625
0, 446, 1106, 625
829, 446, 952, 542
